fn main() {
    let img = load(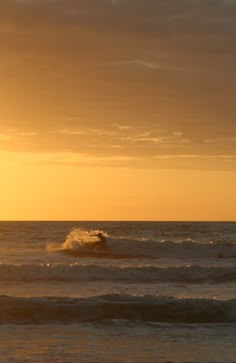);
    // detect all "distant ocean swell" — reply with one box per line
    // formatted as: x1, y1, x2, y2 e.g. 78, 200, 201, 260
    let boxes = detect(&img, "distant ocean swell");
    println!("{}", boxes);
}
1, 294, 236, 324
98, 239, 236, 259
52, 228, 236, 259
2, 263, 236, 283
56, 240, 236, 259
